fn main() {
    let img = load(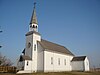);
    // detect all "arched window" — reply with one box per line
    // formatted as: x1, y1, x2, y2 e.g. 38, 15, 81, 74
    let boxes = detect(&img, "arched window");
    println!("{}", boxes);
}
58, 58, 60, 65
51, 57, 53, 65
32, 25, 35, 28
28, 42, 31, 48
64, 59, 66, 65
34, 44, 36, 51
36, 26, 37, 28
27, 61, 28, 66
